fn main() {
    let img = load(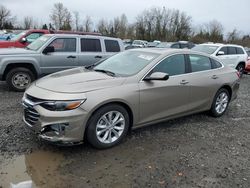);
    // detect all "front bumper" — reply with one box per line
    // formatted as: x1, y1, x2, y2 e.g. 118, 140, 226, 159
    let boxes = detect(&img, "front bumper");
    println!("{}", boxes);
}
22, 97, 89, 145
